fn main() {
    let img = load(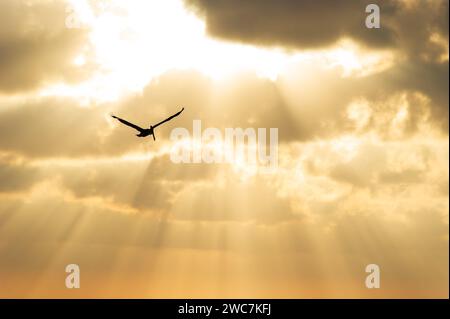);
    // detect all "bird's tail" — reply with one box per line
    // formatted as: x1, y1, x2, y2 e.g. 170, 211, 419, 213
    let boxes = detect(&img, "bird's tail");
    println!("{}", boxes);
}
151, 125, 156, 141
